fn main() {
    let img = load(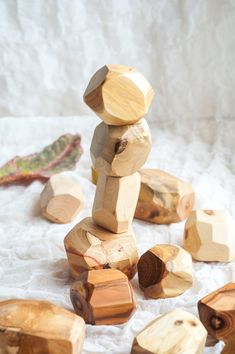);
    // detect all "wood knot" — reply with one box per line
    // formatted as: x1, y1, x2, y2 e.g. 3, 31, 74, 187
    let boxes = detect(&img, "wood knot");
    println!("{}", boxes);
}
174, 320, 183, 326
204, 210, 215, 216
210, 316, 224, 330
189, 321, 197, 327
115, 139, 128, 154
